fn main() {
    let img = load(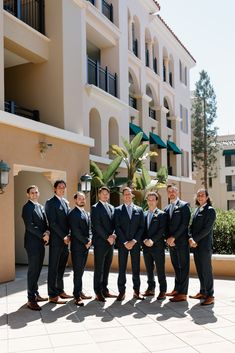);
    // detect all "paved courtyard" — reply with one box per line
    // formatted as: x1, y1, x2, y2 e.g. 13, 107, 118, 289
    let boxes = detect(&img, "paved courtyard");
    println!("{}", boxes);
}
0, 266, 235, 353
